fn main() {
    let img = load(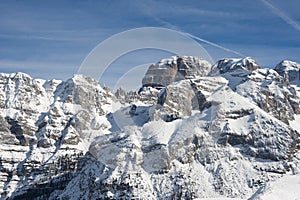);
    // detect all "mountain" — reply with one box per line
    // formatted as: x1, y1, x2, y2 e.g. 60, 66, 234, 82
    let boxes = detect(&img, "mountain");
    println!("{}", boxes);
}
275, 60, 300, 85
0, 73, 118, 199
142, 56, 212, 88
210, 57, 261, 75
0, 57, 300, 199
